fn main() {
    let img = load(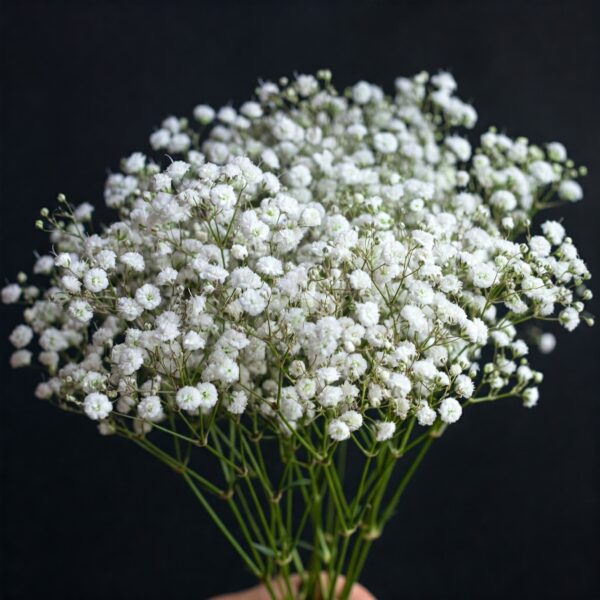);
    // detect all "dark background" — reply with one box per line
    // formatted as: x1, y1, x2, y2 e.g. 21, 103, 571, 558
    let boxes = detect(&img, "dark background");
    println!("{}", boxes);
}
1, 1, 599, 598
